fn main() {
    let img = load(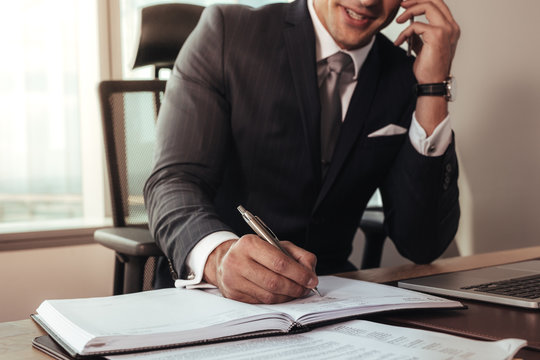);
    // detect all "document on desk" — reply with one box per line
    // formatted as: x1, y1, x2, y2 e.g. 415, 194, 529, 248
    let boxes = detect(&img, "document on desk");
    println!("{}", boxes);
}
106, 319, 526, 360
33, 276, 463, 357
